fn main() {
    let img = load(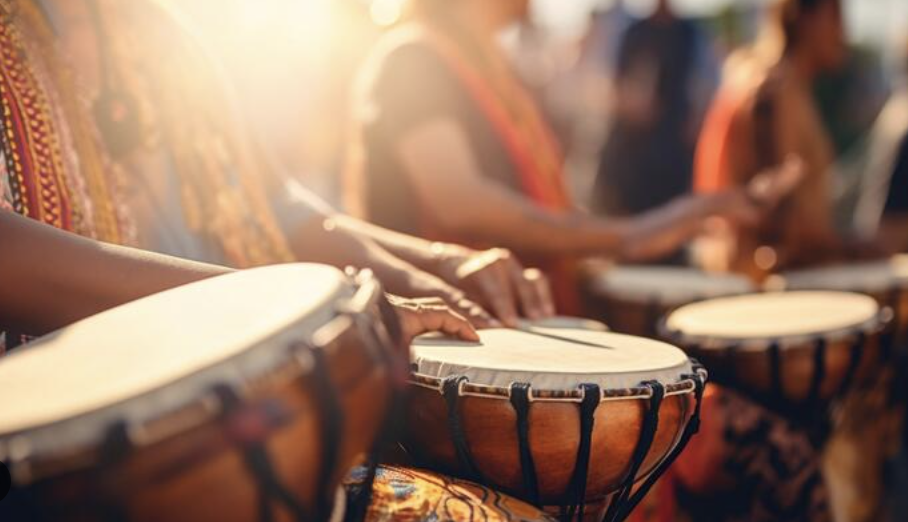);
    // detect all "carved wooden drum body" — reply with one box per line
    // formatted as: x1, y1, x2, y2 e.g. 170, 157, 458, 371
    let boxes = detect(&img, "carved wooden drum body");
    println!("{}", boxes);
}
584, 265, 755, 337
403, 324, 706, 522
0, 264, 404, 522
662, 291, 888, 416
